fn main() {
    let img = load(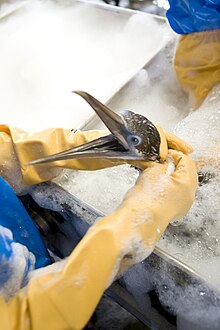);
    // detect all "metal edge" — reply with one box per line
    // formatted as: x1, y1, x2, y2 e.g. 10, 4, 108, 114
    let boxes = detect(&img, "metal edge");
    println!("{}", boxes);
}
0, 0, 167, 22
0, 0, 169, 133
153, 246, 211, 287
29, 181, 220, 328
3, 0, 220, 312
75, 5, 169, 131
0, 0, 30, 20
78, 41, 169, 131
34, 181, 219, 293
72, 0, 167, 21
